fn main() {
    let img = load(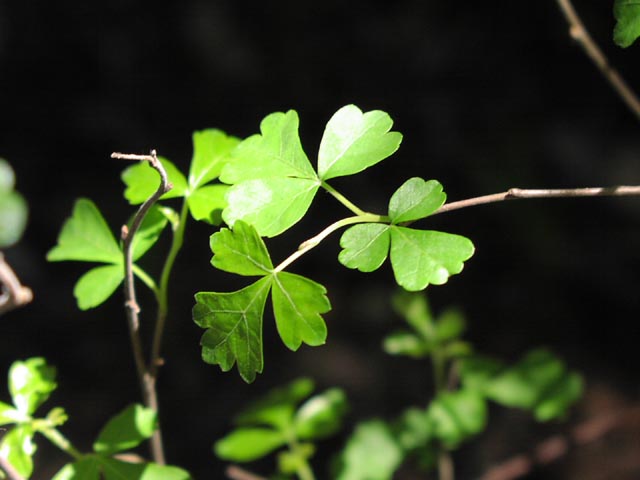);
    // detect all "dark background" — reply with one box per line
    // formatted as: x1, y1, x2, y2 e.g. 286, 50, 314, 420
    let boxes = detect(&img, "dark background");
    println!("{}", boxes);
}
1, 1, 639, 479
